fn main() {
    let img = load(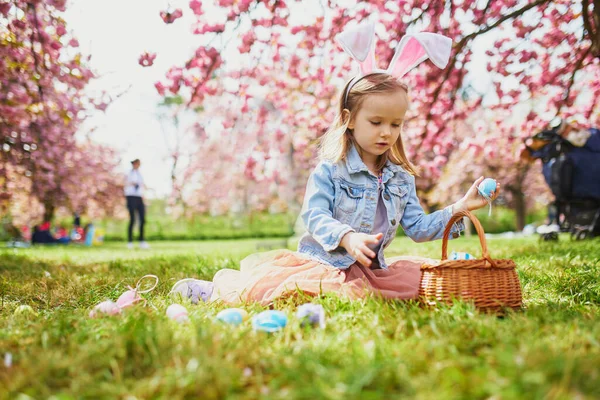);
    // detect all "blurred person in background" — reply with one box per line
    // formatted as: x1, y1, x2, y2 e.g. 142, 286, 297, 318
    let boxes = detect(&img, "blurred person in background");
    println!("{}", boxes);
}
125, 158, 149, 249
